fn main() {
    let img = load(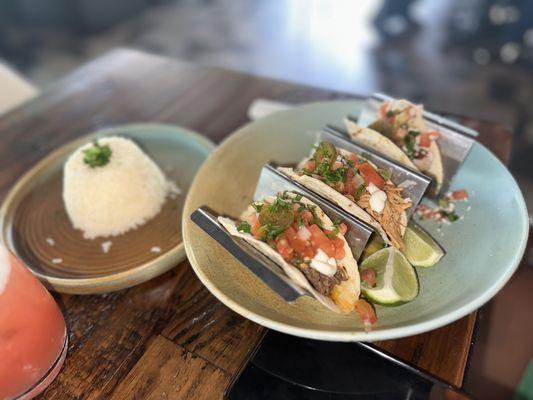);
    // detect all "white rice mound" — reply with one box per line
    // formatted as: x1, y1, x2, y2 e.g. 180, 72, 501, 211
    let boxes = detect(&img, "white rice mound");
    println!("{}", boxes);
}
63, 136, 170, 239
